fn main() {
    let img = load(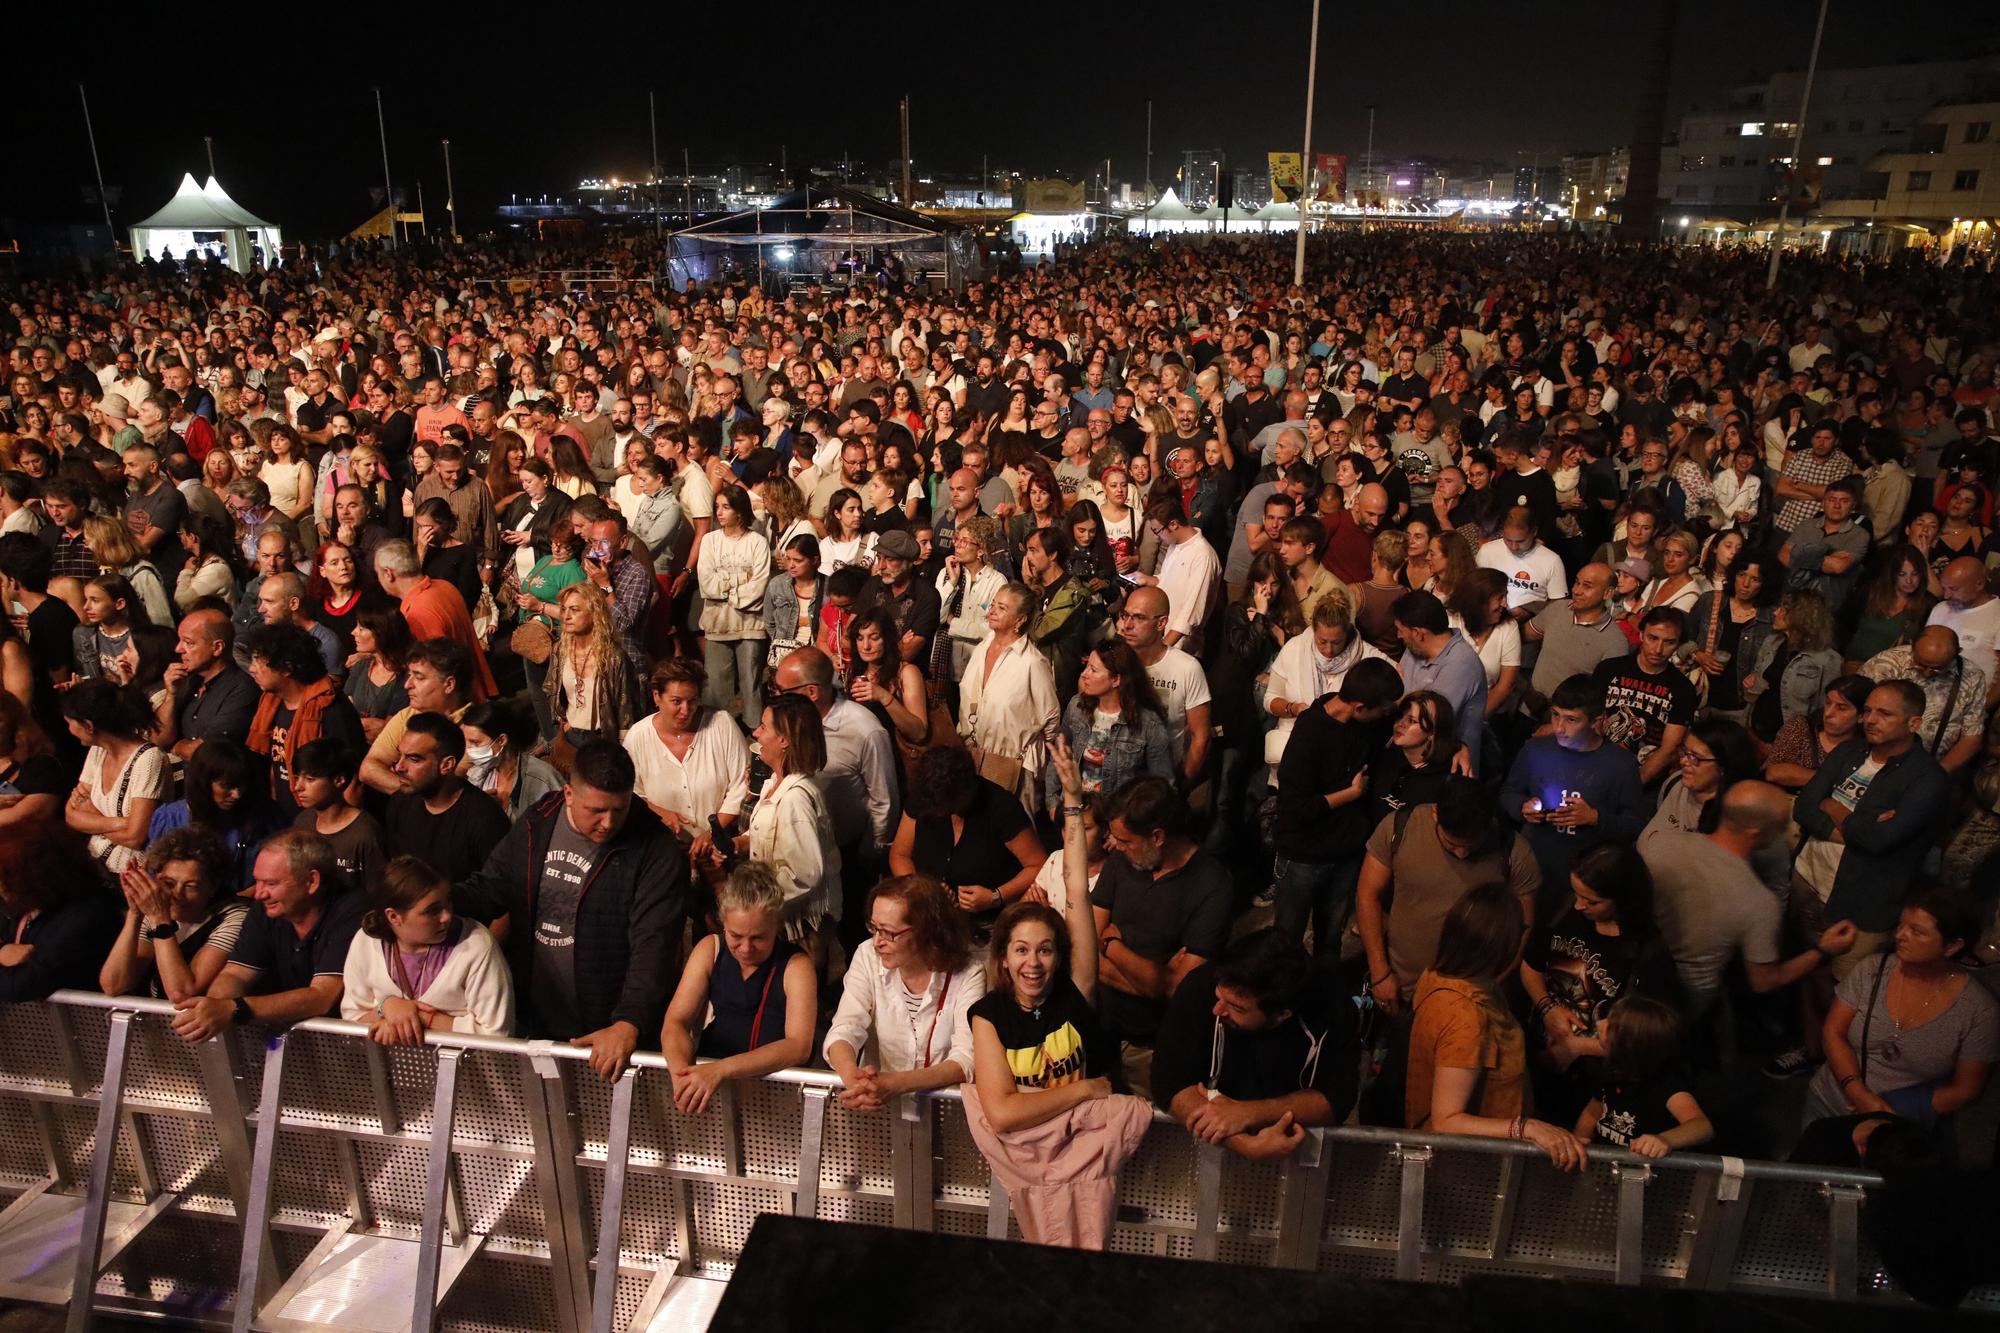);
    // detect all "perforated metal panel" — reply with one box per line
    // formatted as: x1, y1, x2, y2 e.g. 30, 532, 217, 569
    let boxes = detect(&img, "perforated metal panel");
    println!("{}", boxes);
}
16, 994, 1997, 1330
687, 1177, 789, 1274
1320, 1139, 1404, 1251
1730, 1176, 1831, 1291
0, 1003, 81, 1095
1501, 1161, 1618, 1270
